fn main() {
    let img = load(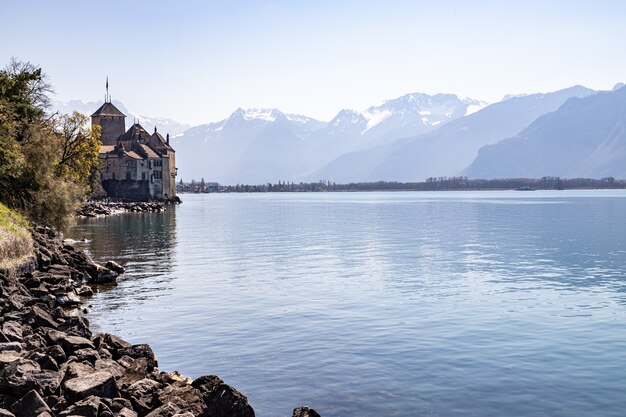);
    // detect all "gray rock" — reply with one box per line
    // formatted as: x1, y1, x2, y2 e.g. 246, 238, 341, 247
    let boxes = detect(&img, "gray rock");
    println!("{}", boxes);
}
192, 375, 255, 417
44, 345, 66, 365
105, 261, 125, 274
61, 361, 95, 380
73, 348, 100, 364
57, 316, 92, 339
32, 369, 62, 396
93, 333, 131, 359
24, 306, 58, 329
93, 265, 118, 284
0, 352, 21, 369
10, 390, 51, 417
31, 353, 58, 371
63, 371, 119, 402
76, 285, 93, 296
100, 397, 134, 414
0, 408, 15, 417
125, 378, 161, 415
117, 407, 138, 417
118, 344, 158, 372
0, 342, 22, 353
117, 357, 150, 387
0, 359, 41, 397
157, 381, 205, 417
145, 402, 181, 417
1, 322, 24, 342
60, 334, 96, 355
57, 395, 100, 417
94, 358, 126, 378
293, 406, 322, 417
55, 291, 81, 307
